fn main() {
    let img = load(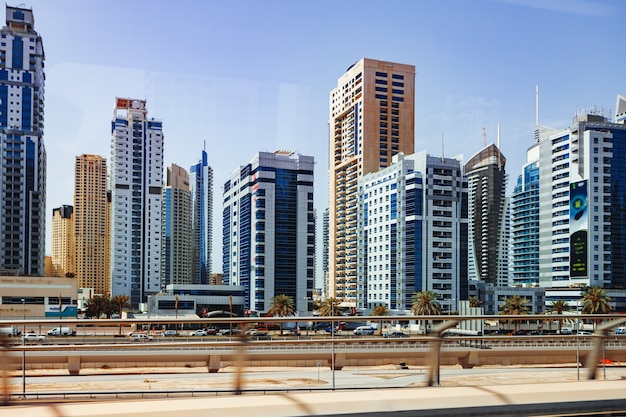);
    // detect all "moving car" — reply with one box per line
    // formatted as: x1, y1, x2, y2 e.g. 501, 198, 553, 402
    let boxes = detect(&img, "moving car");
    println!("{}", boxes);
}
23, 333, 45, 342
190, 329, 208, 336
160, 330, 178, 337
354, 326, 375, 335
128, 333, 153, 342
47, 326, 75, 336
384, 332, 409, 338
